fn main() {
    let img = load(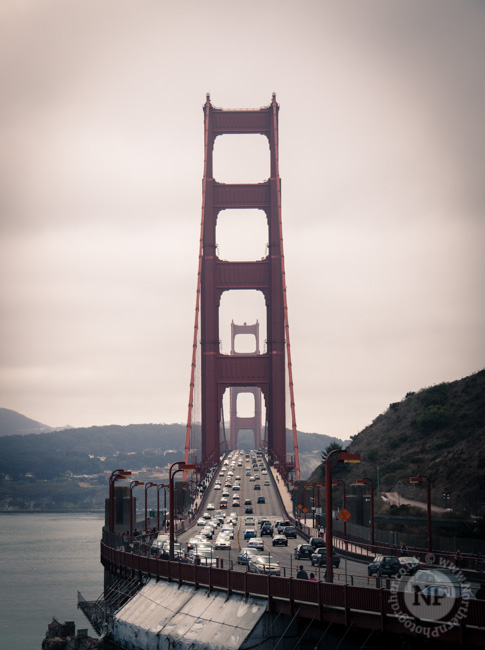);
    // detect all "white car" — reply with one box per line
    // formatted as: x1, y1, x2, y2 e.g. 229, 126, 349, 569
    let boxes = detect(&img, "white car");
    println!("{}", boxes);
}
247, 537, 264, 550
245, 516, 256, 525
215, 536, 231, 550
207, 503, 215, 510
214, 484, 221, 490
197, 518, 206, 526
